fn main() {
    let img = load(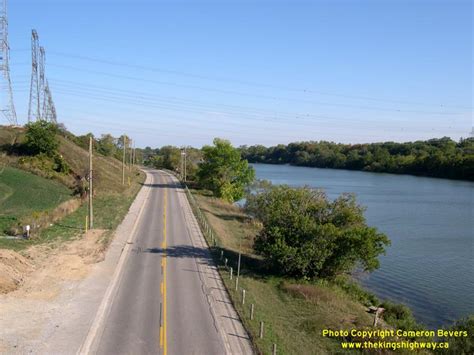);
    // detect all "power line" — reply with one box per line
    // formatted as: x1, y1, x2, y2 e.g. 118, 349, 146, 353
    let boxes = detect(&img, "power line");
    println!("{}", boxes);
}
45, 62, 463, 116
46, 81, 464, 130
46, 50, 472, 110
46, 77, 464, 124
